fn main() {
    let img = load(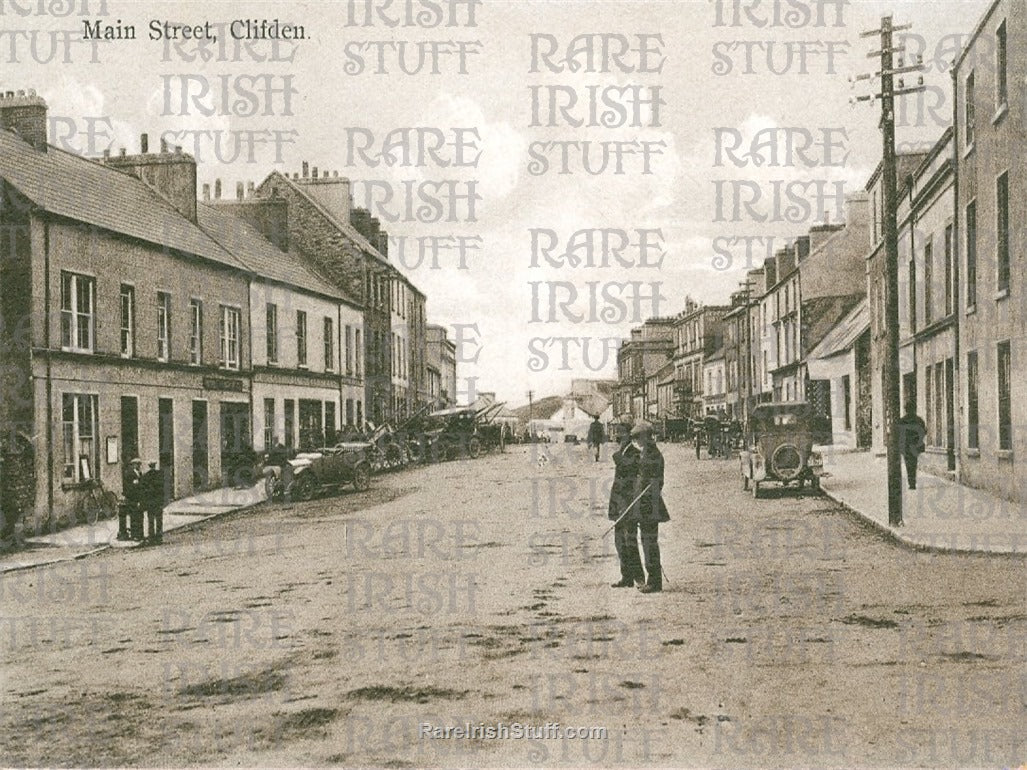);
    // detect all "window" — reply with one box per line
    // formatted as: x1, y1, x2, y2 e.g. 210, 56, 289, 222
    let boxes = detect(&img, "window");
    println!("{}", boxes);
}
964, 70, 975, 147
324, 317, 334, 371
997, 172, 1010, 293
296, 310, 307, 367
325, 401, 336, 444
998, 341, 1012, 451
944, 224, 953, 315
345, 398, 354, 427
61, 393, 98, 484
284, 399, 295, 449
220, 305, 241, 370
345, 325, 353, 374
119, 284, 134, 357
188, 299, 203, 365
356, 400, 363, 427
934, 362, 944, 449
997, 21, 1008, 107
263, 398, 275, 449
967, 351, 979, 449
924, 366, 934, 446
156, 291, 171, 361
923, 237, 933, 325
266, 303, 279, 364
842, 375, 852, 431
966, 200, 977, 308
355, 329, 362, 376
61, 272, 95, 353
908, 259, 916, 332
